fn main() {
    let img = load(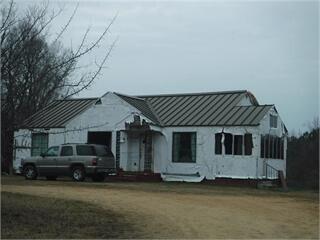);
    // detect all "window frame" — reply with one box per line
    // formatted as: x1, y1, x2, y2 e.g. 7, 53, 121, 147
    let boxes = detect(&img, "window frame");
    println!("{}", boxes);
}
215, 132, 253, 156
233, 135, 243, 155
60, 145, 74, 157
172, 132, 197, 163
31, 133, 48, 157
244, 133, 253, 156
270, 114, 278, 128
224, 133, 233, 155
215, 133, 222, 155
260, 134, 284, 160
